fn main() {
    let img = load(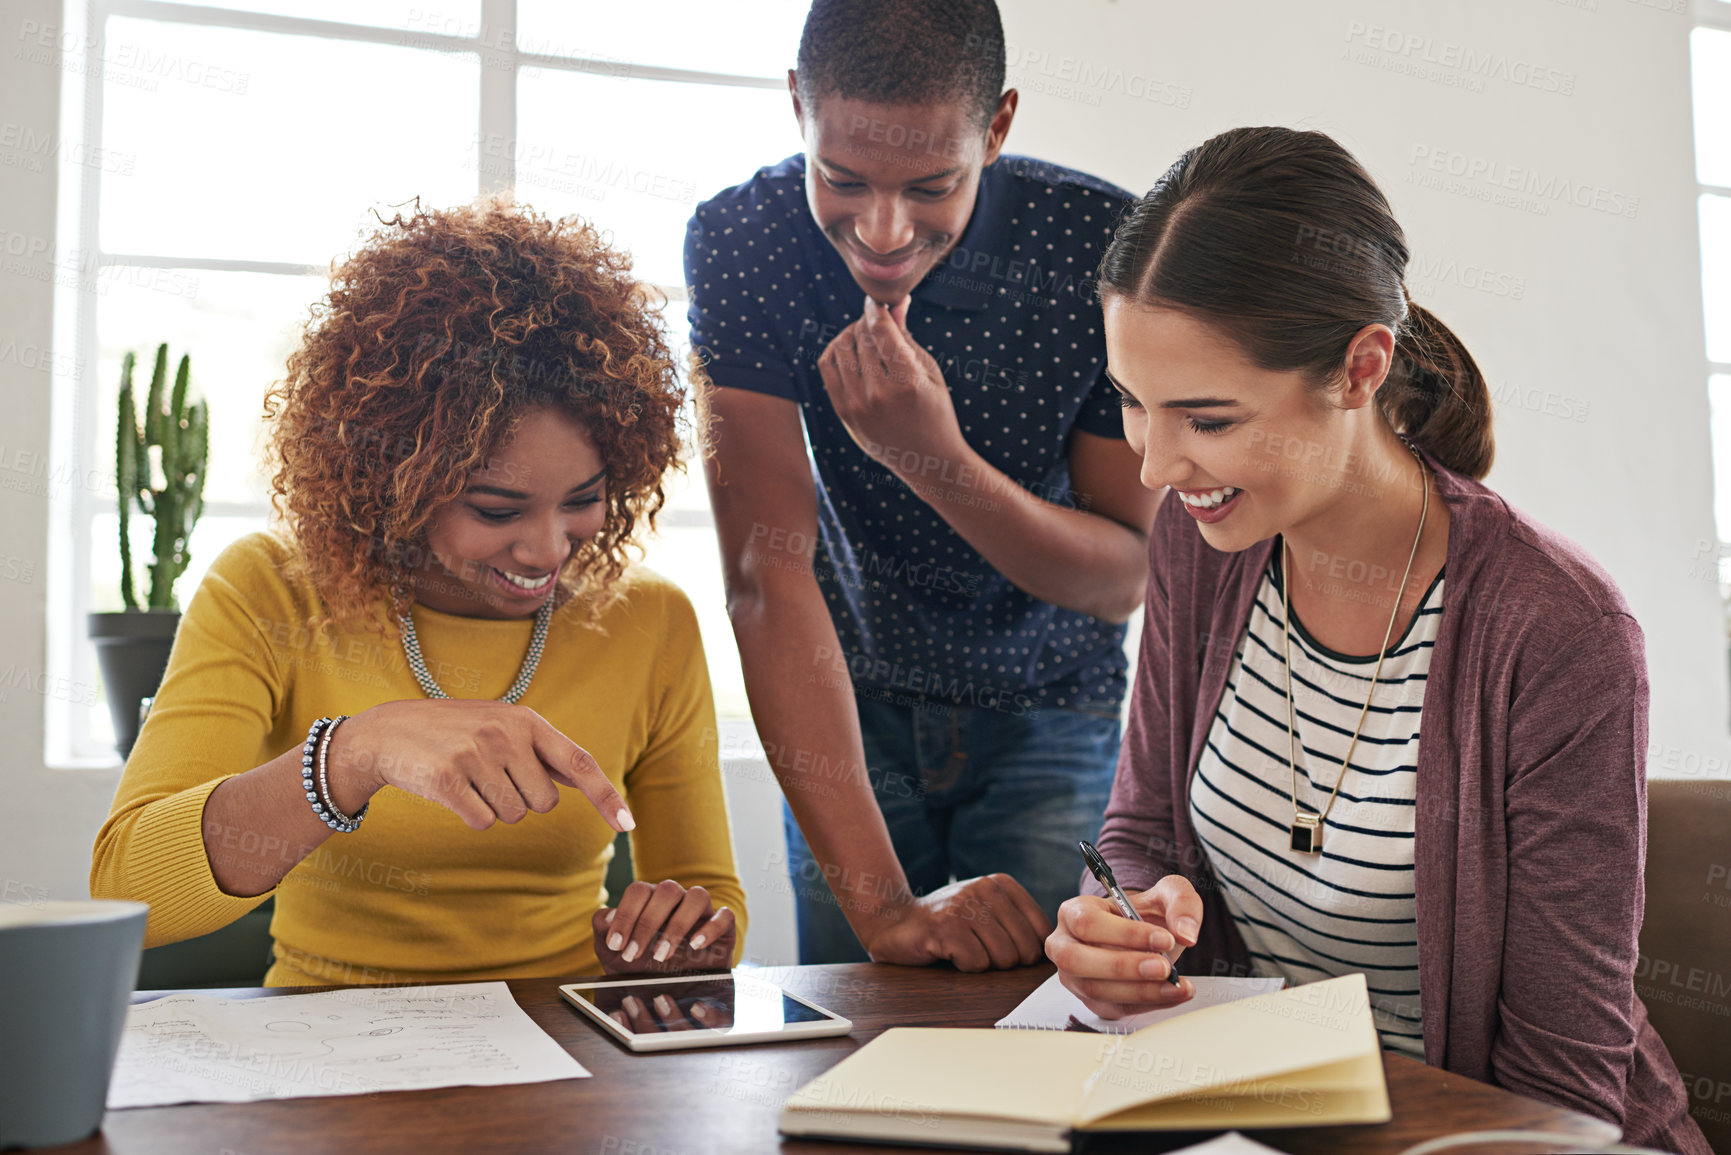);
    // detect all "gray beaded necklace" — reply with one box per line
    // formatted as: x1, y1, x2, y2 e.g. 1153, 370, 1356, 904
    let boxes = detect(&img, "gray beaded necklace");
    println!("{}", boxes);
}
398, 598, 552, 704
